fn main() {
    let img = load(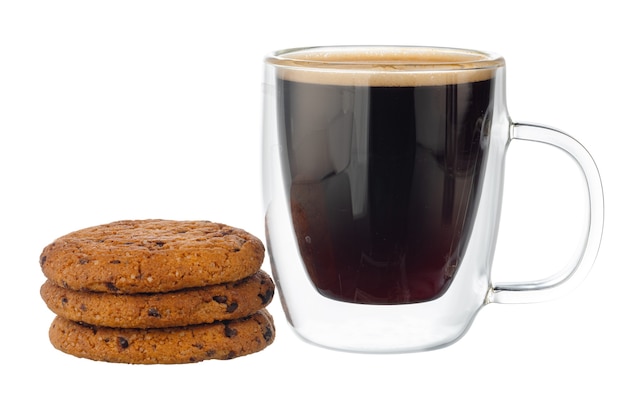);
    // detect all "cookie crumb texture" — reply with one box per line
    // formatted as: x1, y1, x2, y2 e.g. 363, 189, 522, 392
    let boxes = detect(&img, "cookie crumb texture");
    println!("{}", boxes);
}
49, 311, 276, 364
40, 220, 265, 293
